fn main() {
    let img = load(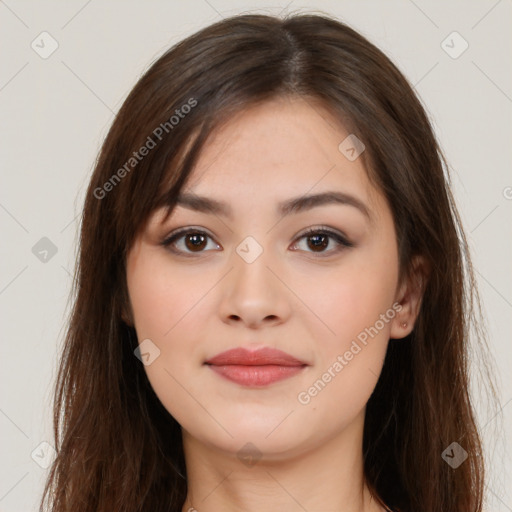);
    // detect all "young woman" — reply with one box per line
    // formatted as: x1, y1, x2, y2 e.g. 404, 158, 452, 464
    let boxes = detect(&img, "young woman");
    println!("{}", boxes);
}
40, 12, 495, 512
